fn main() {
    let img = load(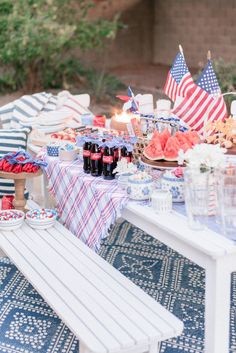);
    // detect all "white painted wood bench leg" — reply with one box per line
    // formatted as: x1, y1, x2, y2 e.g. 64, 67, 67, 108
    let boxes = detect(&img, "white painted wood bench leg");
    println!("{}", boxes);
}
0, 248, 6, 257
79, 342, 91, 353
205, 258, 231, 353
149, 341, 161, 353
78, 341, 162, 353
